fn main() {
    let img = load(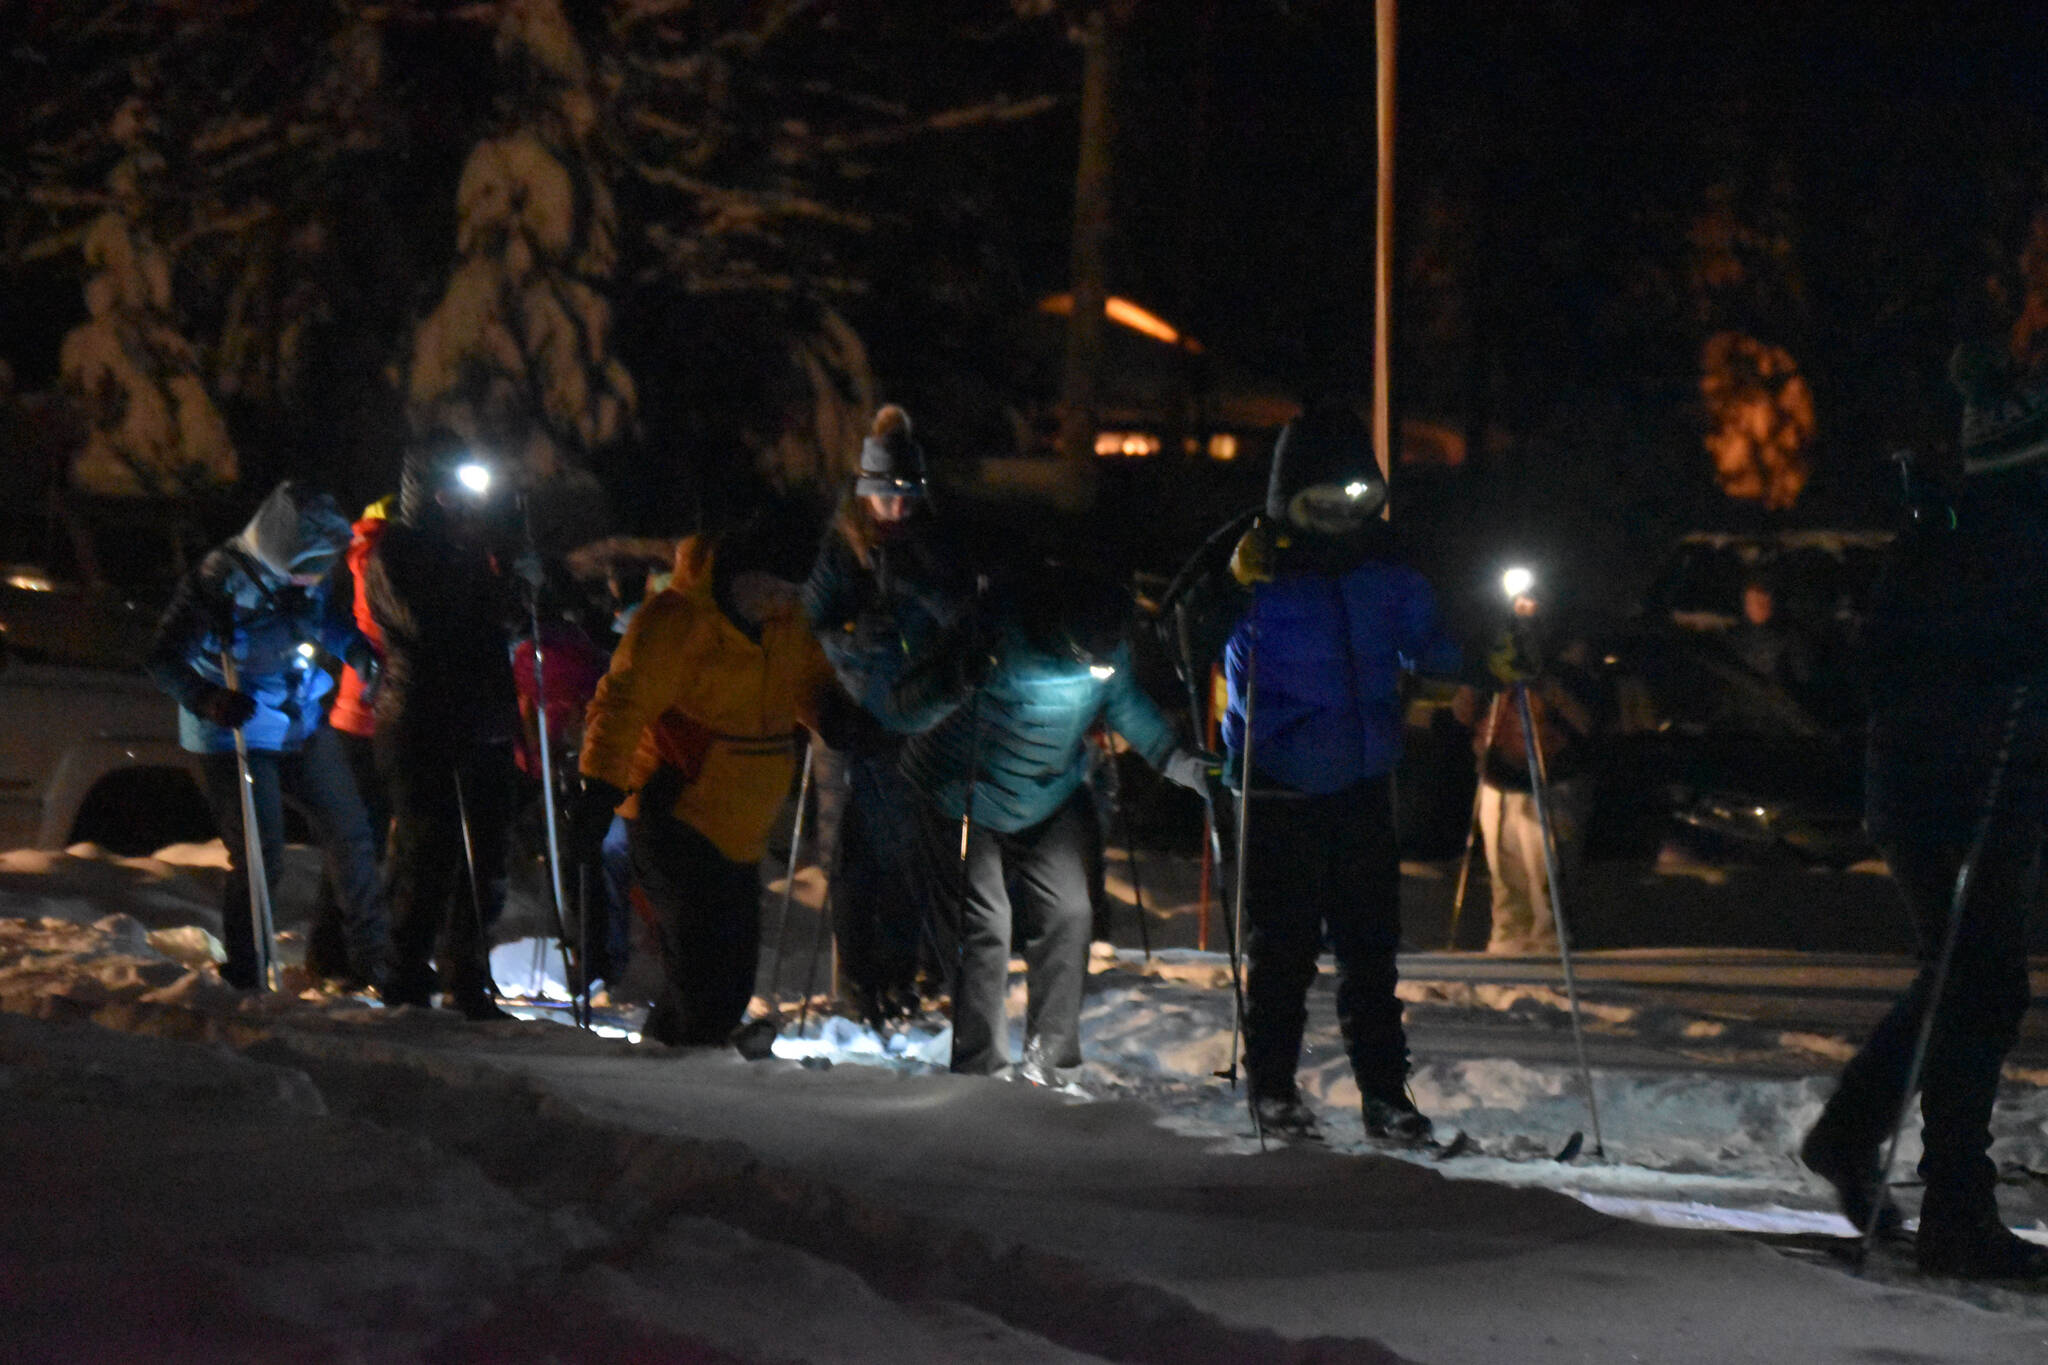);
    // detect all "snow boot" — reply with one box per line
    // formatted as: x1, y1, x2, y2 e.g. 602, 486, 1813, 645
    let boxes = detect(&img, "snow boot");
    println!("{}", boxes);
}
1251, 1091, 1324, 1142
1916, 1188, 2048, 1280
730, 1015, 781, 1061
1361, 1087, 1433, 1146
1797, 1119, 1901, 1236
